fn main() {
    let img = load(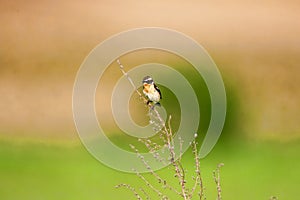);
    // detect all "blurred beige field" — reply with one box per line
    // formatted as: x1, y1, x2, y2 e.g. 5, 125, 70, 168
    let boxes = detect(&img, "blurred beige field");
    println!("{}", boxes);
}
0, 0, 300, 141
